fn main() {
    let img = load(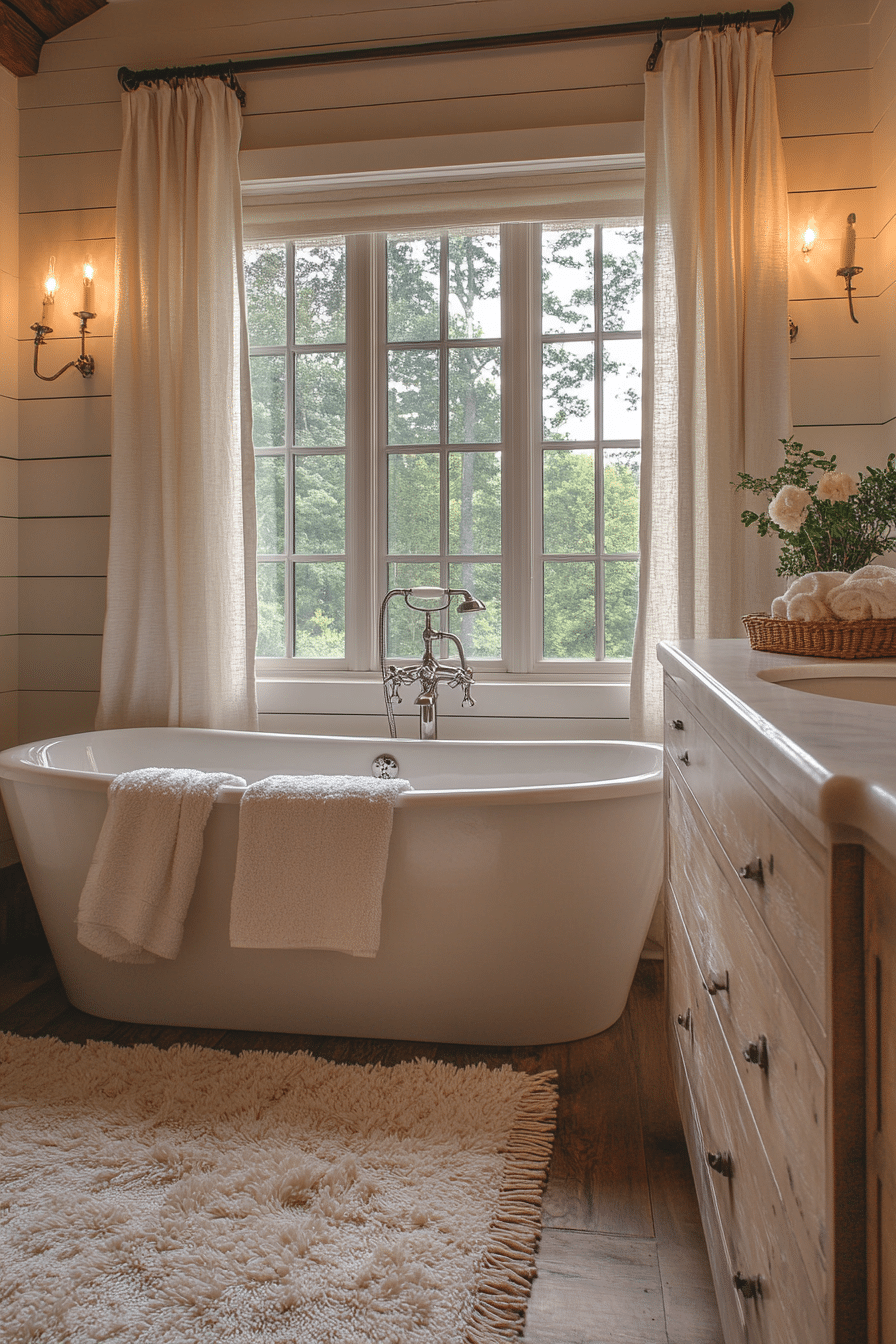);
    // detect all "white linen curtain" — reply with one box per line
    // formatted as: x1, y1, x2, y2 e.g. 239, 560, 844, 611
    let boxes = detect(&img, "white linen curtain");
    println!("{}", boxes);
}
629, 27, 791, 741
96, 78, 258, 732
